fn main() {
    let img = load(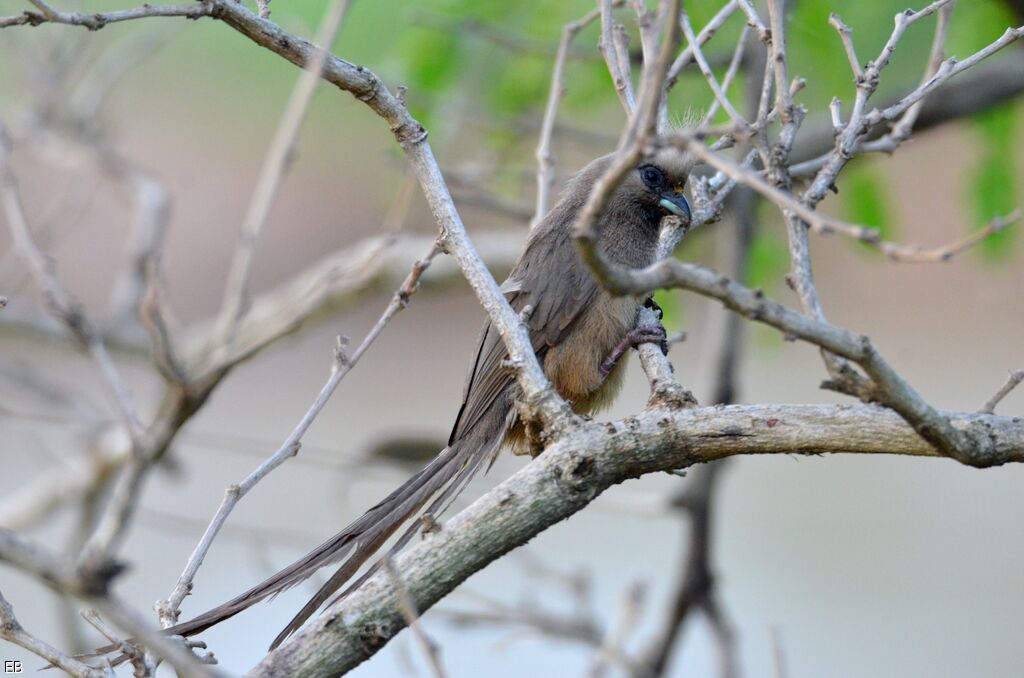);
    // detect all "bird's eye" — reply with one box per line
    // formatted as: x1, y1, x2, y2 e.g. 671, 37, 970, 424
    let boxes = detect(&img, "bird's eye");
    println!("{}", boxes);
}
639, 165, 665, 189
